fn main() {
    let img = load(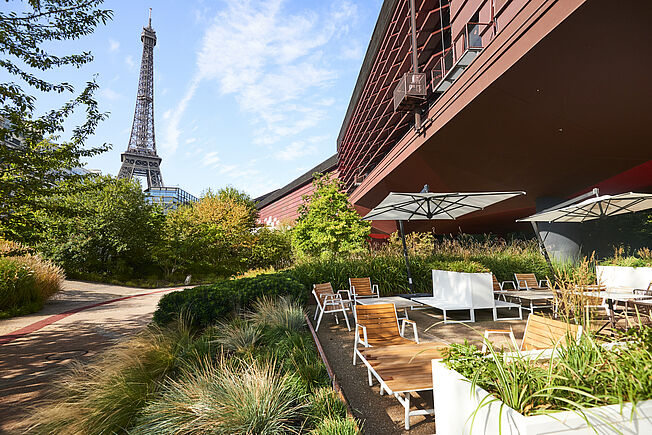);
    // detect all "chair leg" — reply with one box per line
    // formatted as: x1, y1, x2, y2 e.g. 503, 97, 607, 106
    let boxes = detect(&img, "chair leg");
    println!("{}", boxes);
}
368, 368, 373, 386
313, 305, 319, 321
404, 392, 411, 430
334, 313, 339, 324
343, 310, 351, 331
352, 335, 359, 365
316, 307, 325, 331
